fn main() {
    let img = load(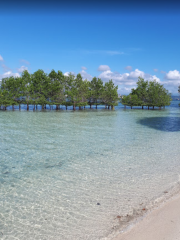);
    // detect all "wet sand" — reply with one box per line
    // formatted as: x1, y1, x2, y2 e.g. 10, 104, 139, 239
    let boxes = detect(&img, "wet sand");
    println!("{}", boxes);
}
113, 194, 180, 240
